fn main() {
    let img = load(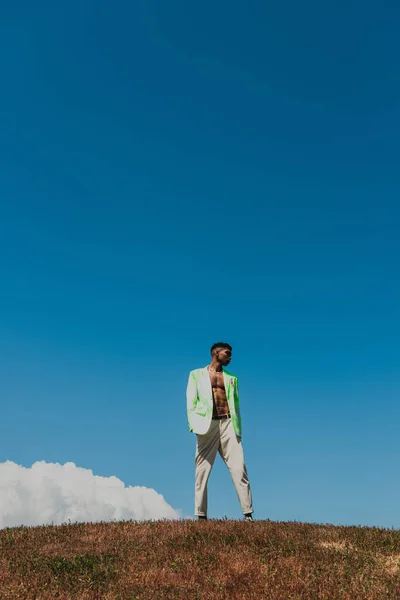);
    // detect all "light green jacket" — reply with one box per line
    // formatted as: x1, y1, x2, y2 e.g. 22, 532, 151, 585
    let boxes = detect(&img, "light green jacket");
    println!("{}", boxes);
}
186, 366, 242, 437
